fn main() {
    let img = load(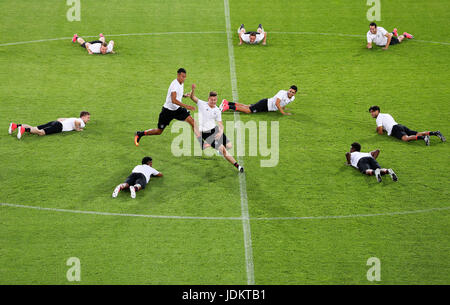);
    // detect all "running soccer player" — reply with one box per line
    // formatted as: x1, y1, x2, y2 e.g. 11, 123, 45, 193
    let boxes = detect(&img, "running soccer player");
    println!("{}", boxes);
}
345, 142, 397, 183
112, 156, 163, 199
8, 111, 90, 140
134, 68, 205, 148
189, 84, 244, 173
72, 33, 115, 54
366, 23, 413, 50
369, 106, 446, 146
221, 86, 297, 115
237, 24, 267, 45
